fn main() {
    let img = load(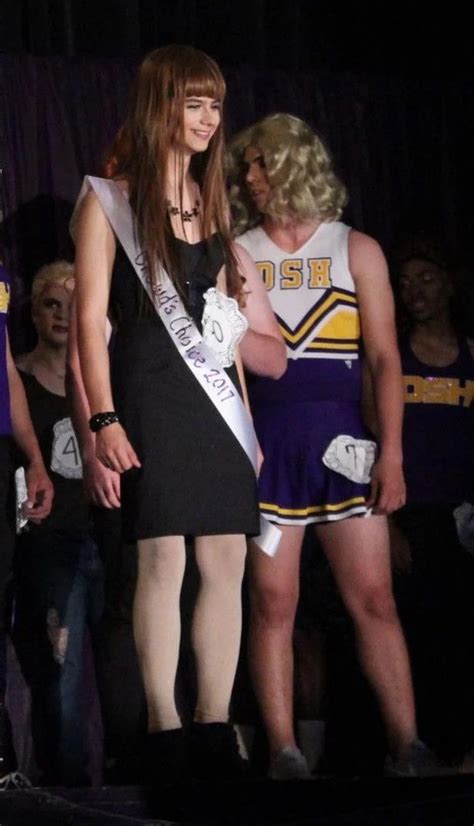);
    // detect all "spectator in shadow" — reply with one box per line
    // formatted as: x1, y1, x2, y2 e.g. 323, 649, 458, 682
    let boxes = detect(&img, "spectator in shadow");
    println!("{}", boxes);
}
0, 256, 53, 785
388, 235, 474, 765
13, 261, 103, 786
